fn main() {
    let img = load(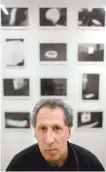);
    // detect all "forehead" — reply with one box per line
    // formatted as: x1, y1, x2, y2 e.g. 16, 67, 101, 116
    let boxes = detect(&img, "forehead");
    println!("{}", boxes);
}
36, 107, 65, 125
